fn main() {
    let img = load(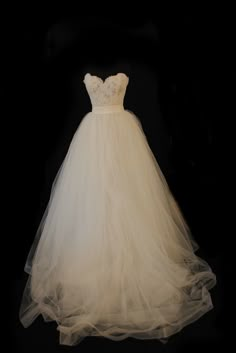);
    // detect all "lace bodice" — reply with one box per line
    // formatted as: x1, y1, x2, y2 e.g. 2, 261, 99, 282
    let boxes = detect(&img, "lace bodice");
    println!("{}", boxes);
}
83, 73, 129, 109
